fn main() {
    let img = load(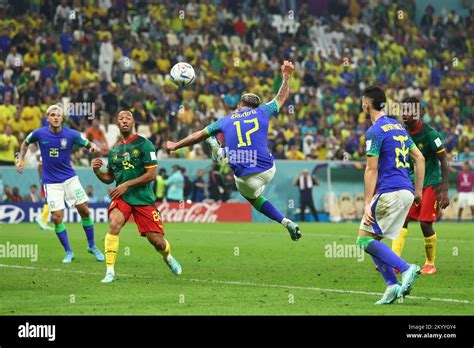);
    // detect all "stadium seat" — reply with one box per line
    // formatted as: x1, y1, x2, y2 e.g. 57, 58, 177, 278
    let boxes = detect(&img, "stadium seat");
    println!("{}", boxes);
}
354, 193, 364, 219
105, 124, 120, 148
339, 192, 356, 221
441, 193, 459, 221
